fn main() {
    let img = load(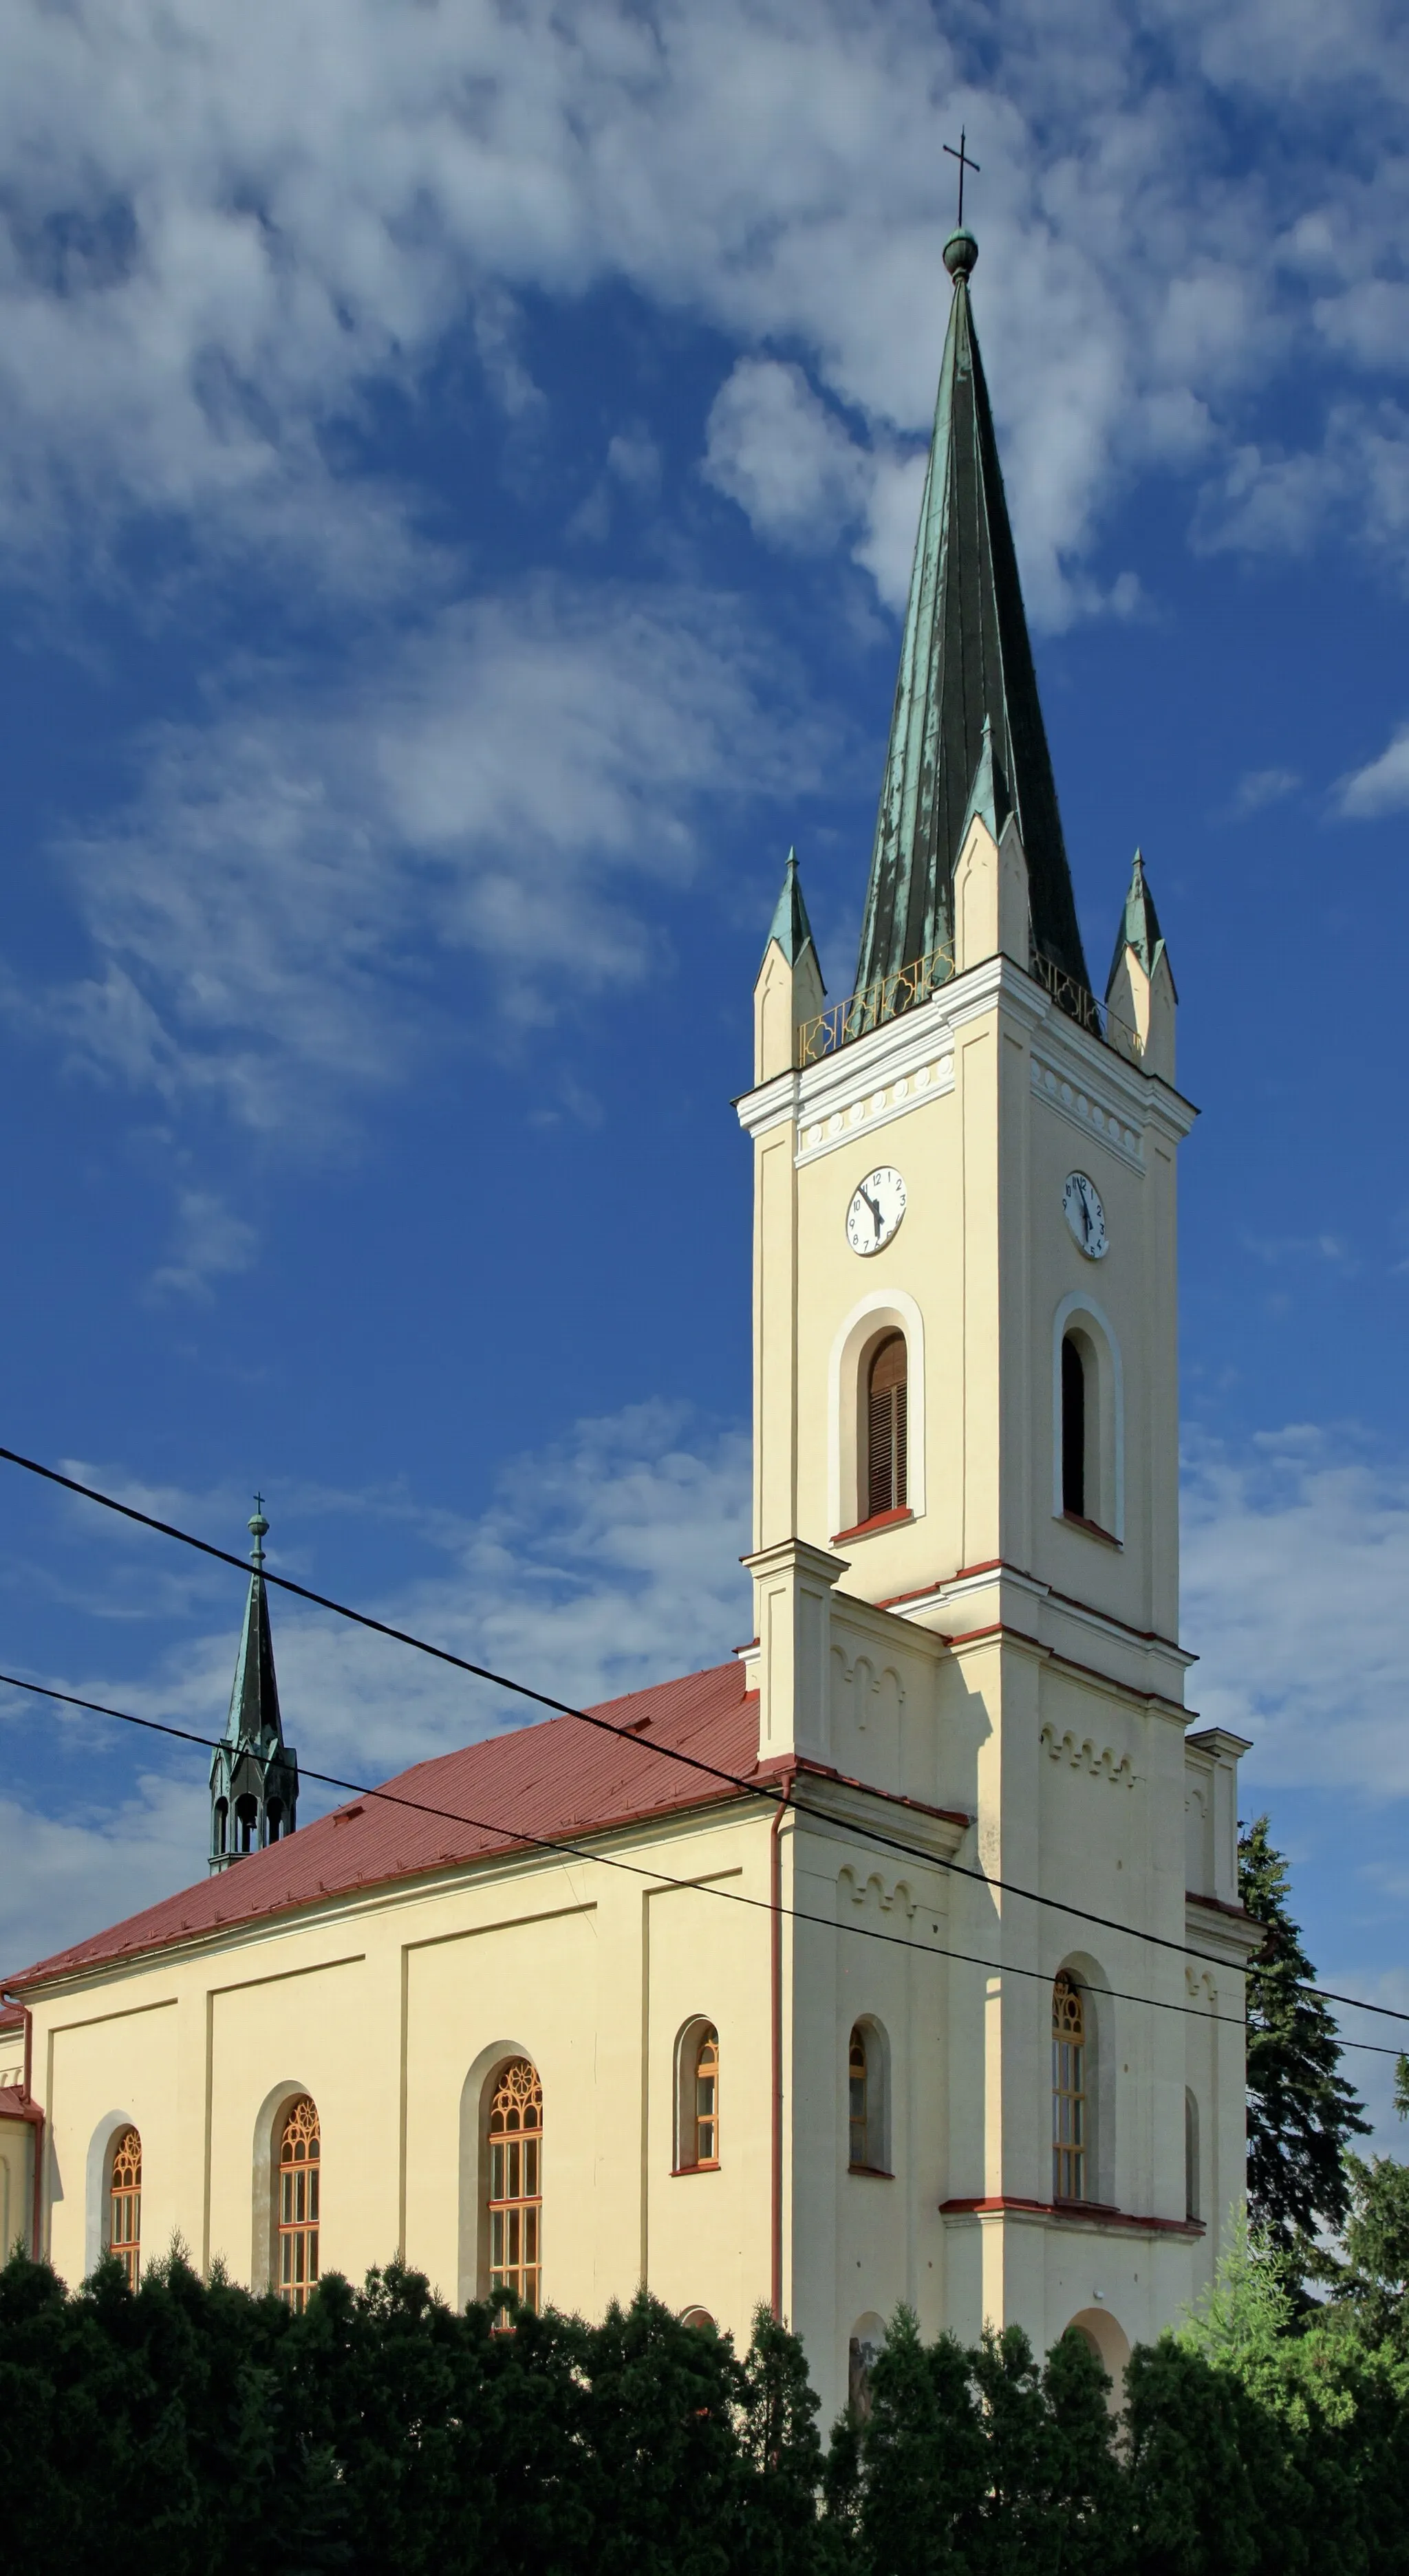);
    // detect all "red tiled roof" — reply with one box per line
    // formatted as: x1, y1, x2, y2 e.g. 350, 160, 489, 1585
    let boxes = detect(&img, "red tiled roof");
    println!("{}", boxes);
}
0, 2086, 41, 2125
5, 1660, 760, 1993
0, 2000, 22, 2031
